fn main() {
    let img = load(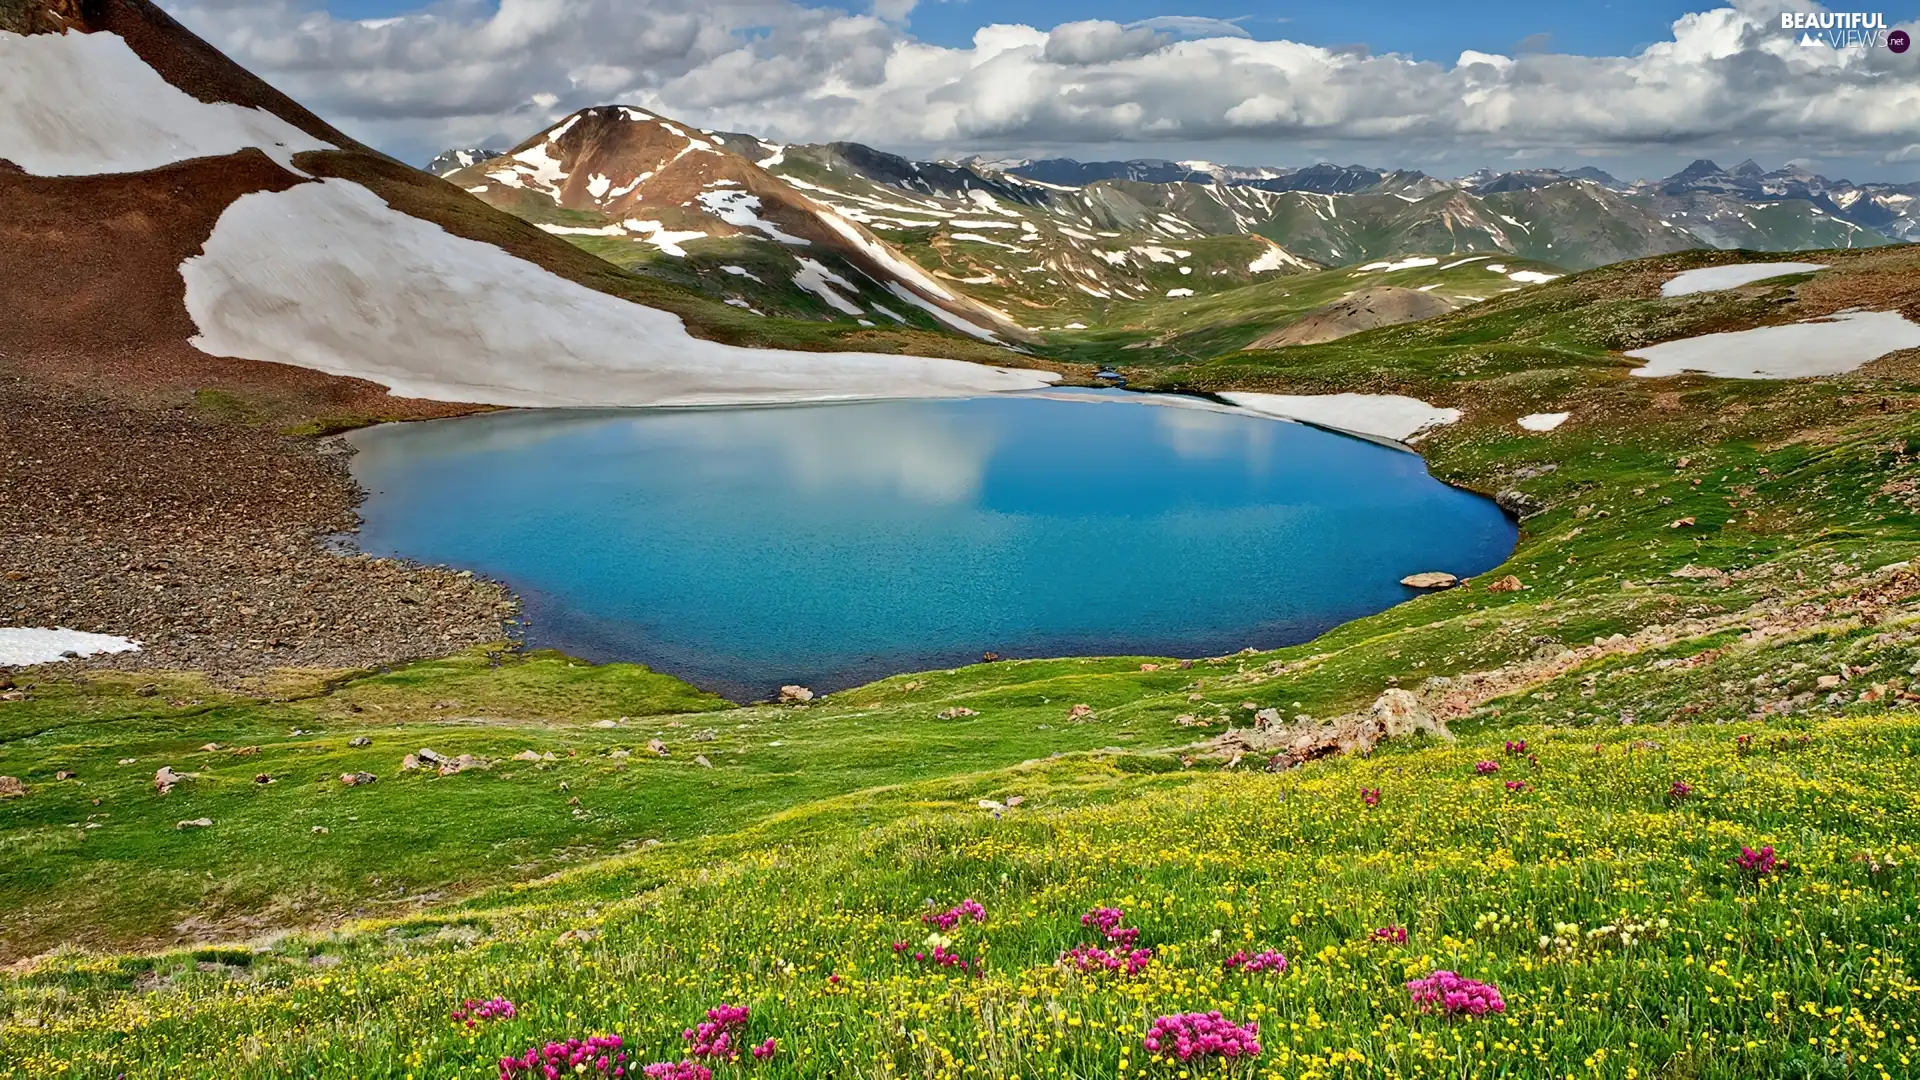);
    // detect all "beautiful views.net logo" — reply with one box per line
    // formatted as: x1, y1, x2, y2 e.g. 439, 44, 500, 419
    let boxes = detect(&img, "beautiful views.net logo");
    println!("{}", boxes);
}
1781, 11, 1910, 51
